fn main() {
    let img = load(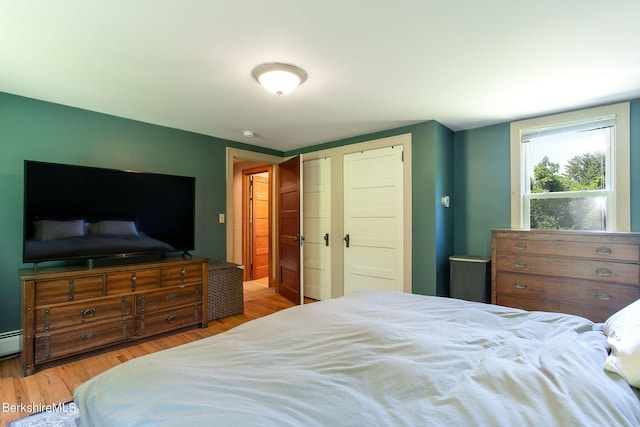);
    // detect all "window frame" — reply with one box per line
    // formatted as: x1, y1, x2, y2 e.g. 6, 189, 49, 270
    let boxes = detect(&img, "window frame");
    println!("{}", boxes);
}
510, 102, 630, 231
